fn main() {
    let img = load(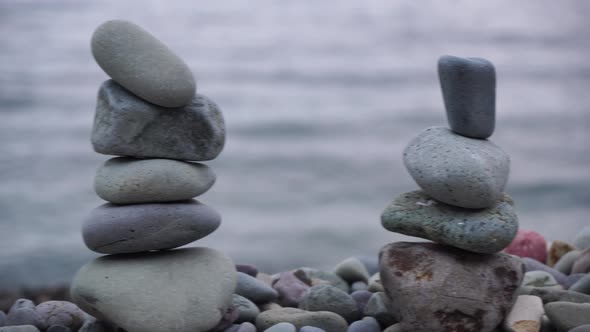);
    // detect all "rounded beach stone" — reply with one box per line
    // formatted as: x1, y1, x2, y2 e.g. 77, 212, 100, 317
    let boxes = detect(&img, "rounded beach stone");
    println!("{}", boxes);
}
91, 80, 225, 161
522, 271, 560, 289
502, 295, 543, 332
382, 190, 517, 253
570, 273, 590, 294
333, 257, 370, 283
232, 294, 260, 323
380, 242, 524, 332
70, 247, 237, 332
554, 250, 582, 274
363, 292, 397, 327
5, 309, 45, 331
299, 327, 326, 332
236, 264, 259, 277
575, 227, 590, 250
272, 272, 311, 307
224, 322, 257, 332
572, 249, 590, 274
522, 258, 568, 286
94, 158, 215, 204
519, 287, 590, 304
298, 285, 359, 322
403, 127, 509, 209
544, 302, 590, 331
504, 230, 548, 263
347, 317, 380, 332
0, 326, 41, 332
8, 300, 35, 312
255, 308, 348, 332
36, 301, 85, 331
571, 325, 590, 332
91, 20, 195, 107
547, 240, 575, 267
565, 274, 586, 289
82, 200, 220, 254
350, 281, 367, 292
47, 326, 71, 332
236, 272, 279, 304
296, 268, 349, 293
263, 322, 296, 332
350, 290, 372, 314
383, 323, 402, 332
438, 55, 496, 139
